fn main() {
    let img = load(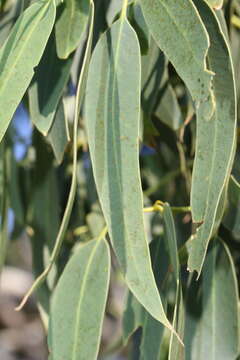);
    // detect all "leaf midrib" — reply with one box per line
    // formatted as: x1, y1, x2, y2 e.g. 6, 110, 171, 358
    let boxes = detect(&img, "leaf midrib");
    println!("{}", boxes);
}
0, 2, 50, 98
